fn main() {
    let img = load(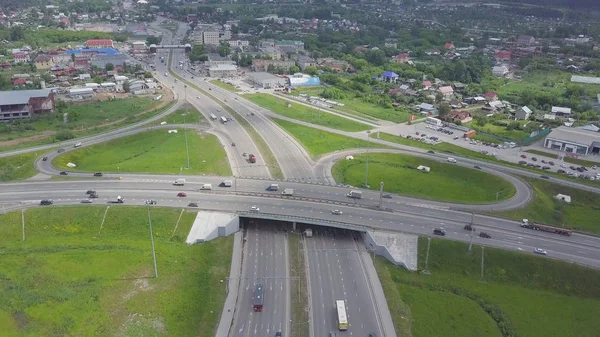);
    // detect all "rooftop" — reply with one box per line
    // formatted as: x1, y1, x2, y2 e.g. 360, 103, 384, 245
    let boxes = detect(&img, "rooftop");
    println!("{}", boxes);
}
546, 126, 600, 145
249, 71, 281, 81
209, 64, 237, 71
0, 89, 52, 105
